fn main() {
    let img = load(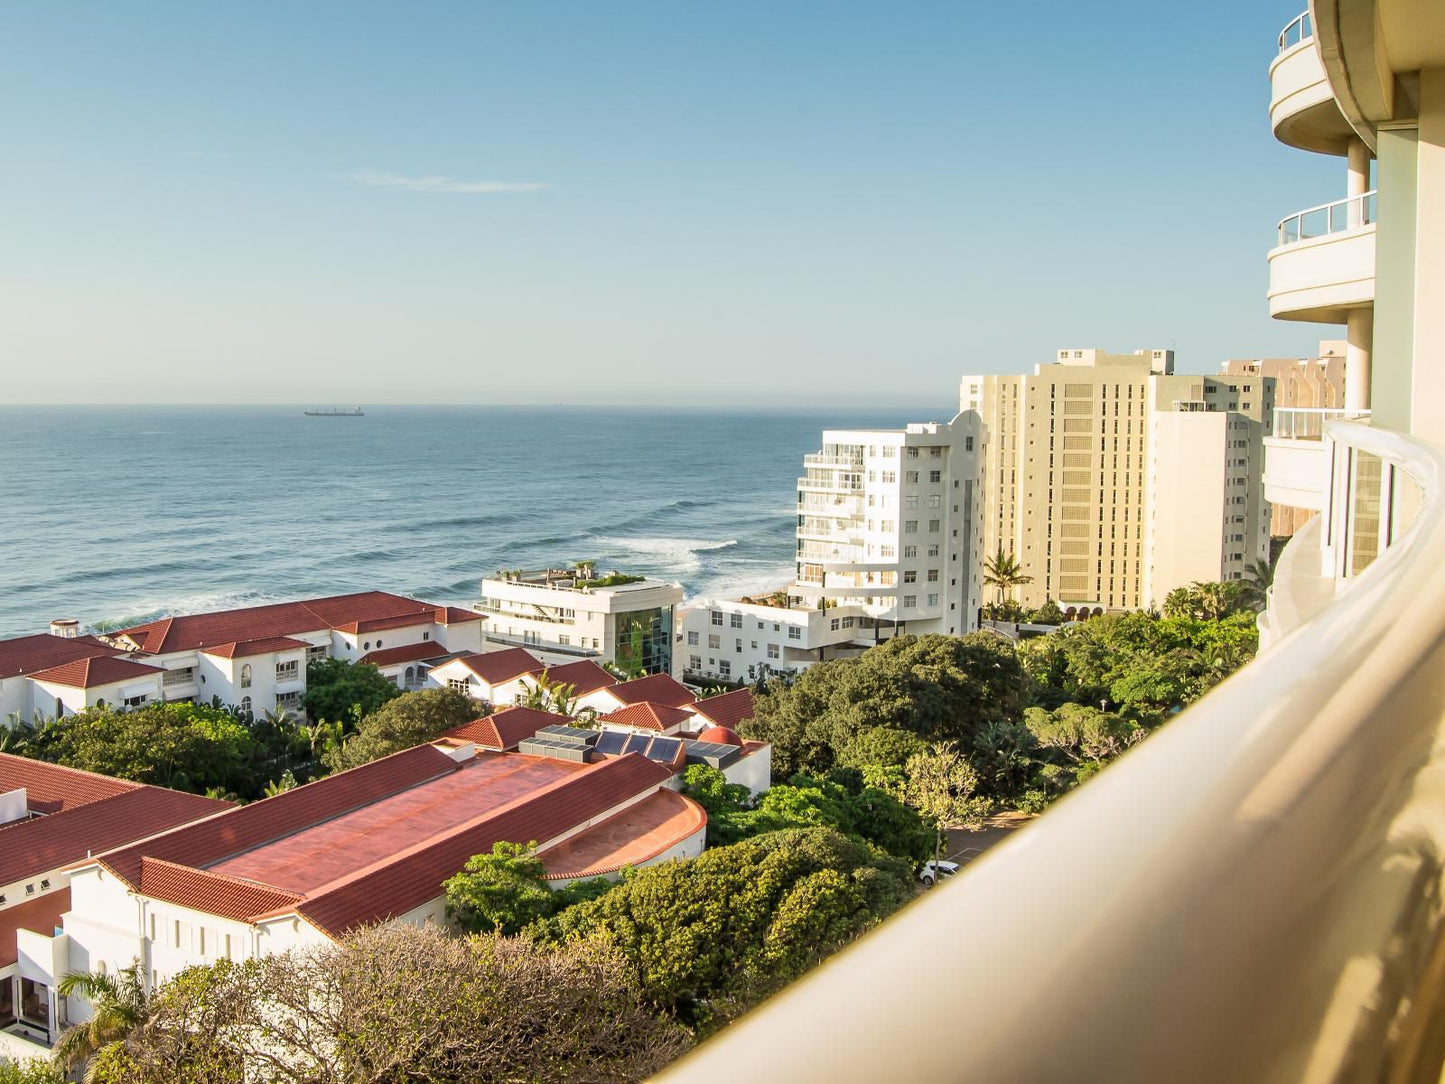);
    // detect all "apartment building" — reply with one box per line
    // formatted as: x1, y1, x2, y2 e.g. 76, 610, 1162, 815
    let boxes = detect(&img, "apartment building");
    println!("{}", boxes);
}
961, 349, 1271, 612
478, 566, 683, 677
791, 414, 986, 638
678, 596, 871, 686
